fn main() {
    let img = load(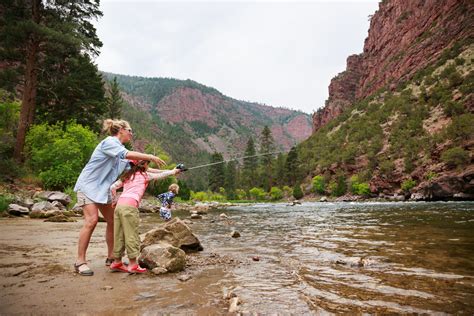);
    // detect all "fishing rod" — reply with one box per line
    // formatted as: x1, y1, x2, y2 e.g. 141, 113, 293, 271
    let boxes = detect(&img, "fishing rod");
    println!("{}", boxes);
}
178, 150, 288, 171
